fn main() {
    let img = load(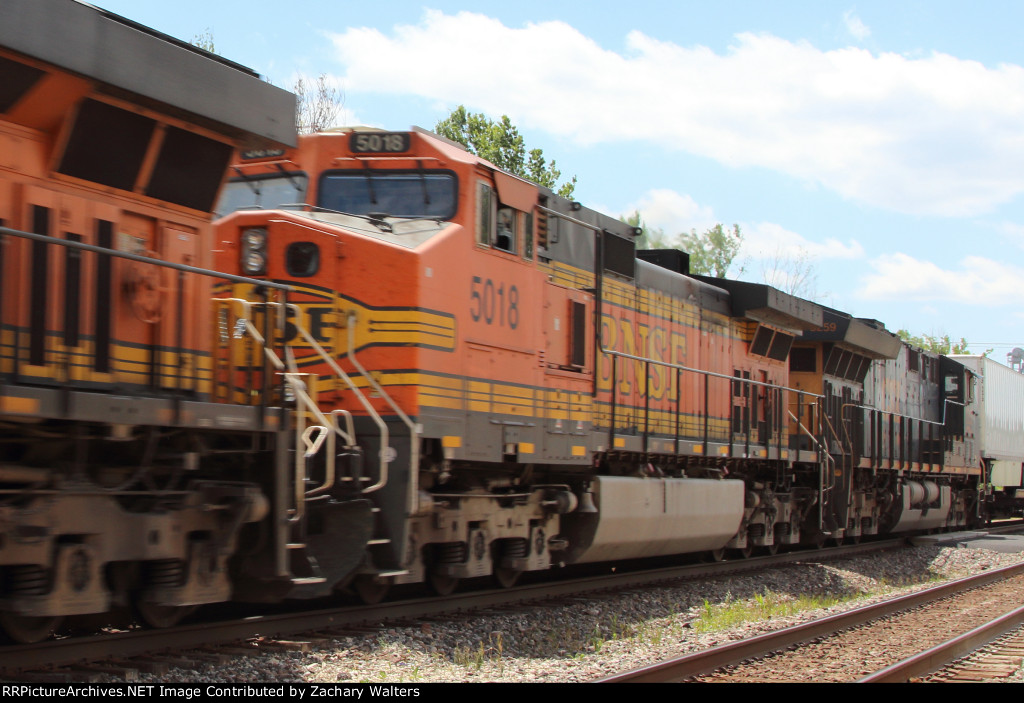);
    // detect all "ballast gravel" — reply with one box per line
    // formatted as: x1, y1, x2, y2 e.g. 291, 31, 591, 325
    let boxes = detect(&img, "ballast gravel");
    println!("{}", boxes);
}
101, 543, 1024, 683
